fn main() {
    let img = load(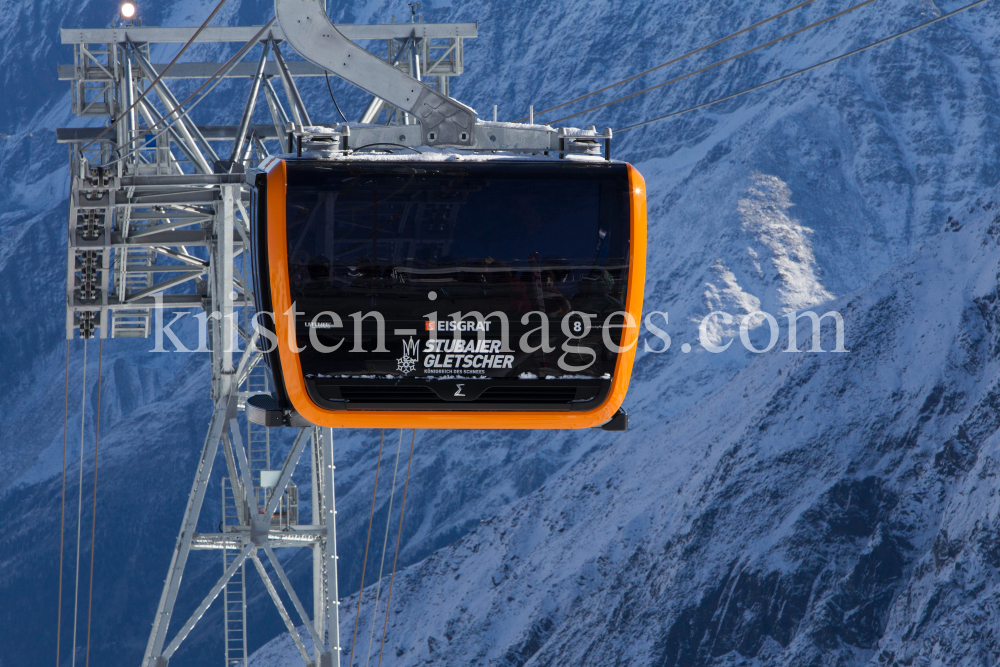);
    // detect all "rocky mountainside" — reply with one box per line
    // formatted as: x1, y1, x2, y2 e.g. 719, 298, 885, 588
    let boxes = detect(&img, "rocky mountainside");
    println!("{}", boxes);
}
262, 192, 1000, 666
0, 0, 998, 666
